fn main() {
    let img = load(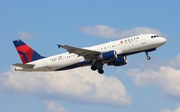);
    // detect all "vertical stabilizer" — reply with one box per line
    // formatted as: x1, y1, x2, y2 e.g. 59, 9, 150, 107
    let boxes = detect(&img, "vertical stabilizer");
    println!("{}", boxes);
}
13, 39, 45, 64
